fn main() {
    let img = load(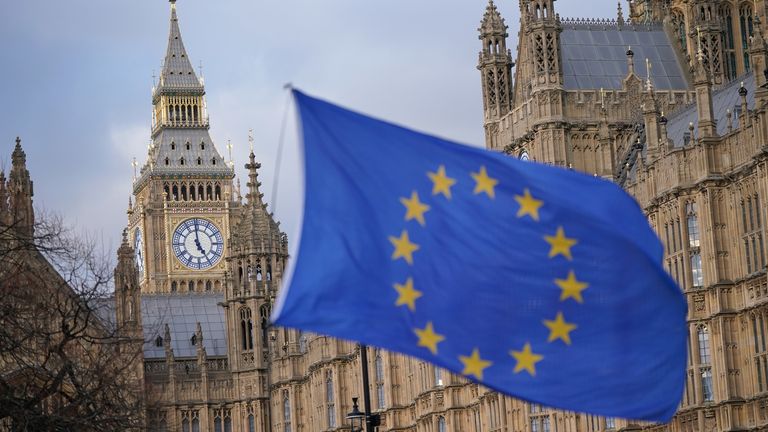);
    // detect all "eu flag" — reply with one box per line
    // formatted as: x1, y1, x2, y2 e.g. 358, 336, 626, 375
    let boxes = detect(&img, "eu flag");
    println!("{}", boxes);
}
272, 90, 687, 422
